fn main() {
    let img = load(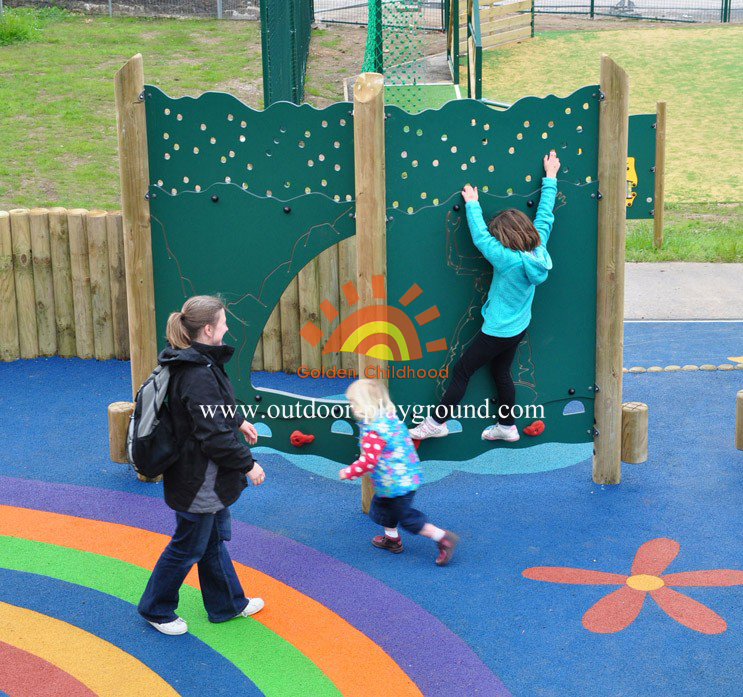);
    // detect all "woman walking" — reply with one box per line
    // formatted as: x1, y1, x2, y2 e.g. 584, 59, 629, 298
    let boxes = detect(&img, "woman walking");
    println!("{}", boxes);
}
138, 295, 266, 636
